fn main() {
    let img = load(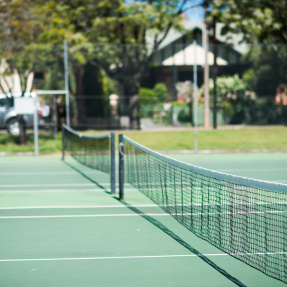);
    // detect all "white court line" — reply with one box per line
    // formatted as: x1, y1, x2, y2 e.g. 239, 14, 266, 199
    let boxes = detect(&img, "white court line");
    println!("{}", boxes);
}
0, 183, 107, 188
0, 204, 159, 210
0, 252, 286, 262
0, 189, 105, 193
1, 202, 286, 210
0, 188, 135, 193
0, 214, 169, 219
218, 168, 287, 172
0, 171, 96, 176
0, 183, 129, 188
1, 209, 287, 219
